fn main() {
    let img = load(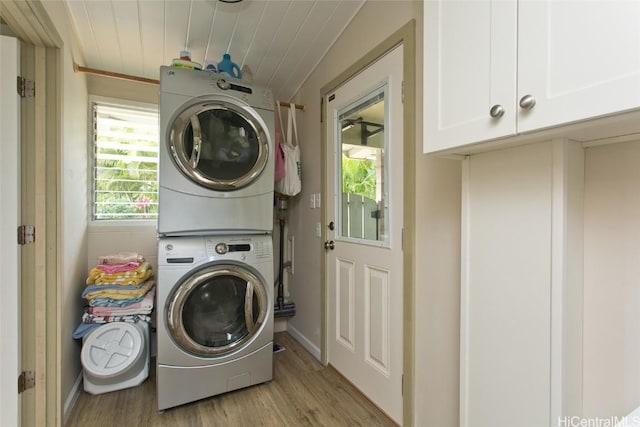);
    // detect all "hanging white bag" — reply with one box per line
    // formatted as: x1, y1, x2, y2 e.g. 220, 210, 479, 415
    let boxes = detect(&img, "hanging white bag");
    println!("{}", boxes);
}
275, 104, 302, 196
